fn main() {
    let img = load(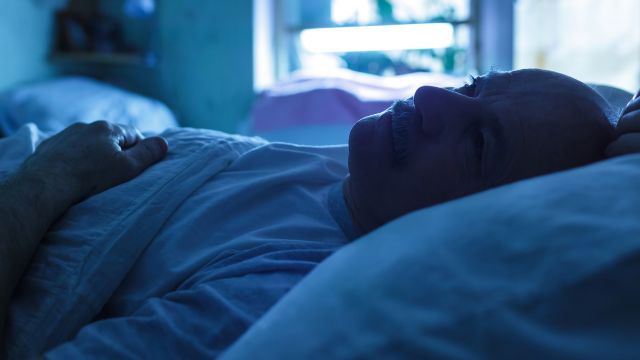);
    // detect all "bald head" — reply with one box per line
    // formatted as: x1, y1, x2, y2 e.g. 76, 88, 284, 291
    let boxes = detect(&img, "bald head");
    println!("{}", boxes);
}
499, 69, 615, 182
